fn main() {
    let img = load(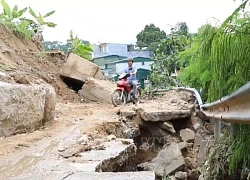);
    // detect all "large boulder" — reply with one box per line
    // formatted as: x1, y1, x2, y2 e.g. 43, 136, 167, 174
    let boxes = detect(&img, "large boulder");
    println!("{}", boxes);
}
59, 53, 103, 82
0, 82, 56, 137
79, 78, 116, 104
138, 143, 185, 178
